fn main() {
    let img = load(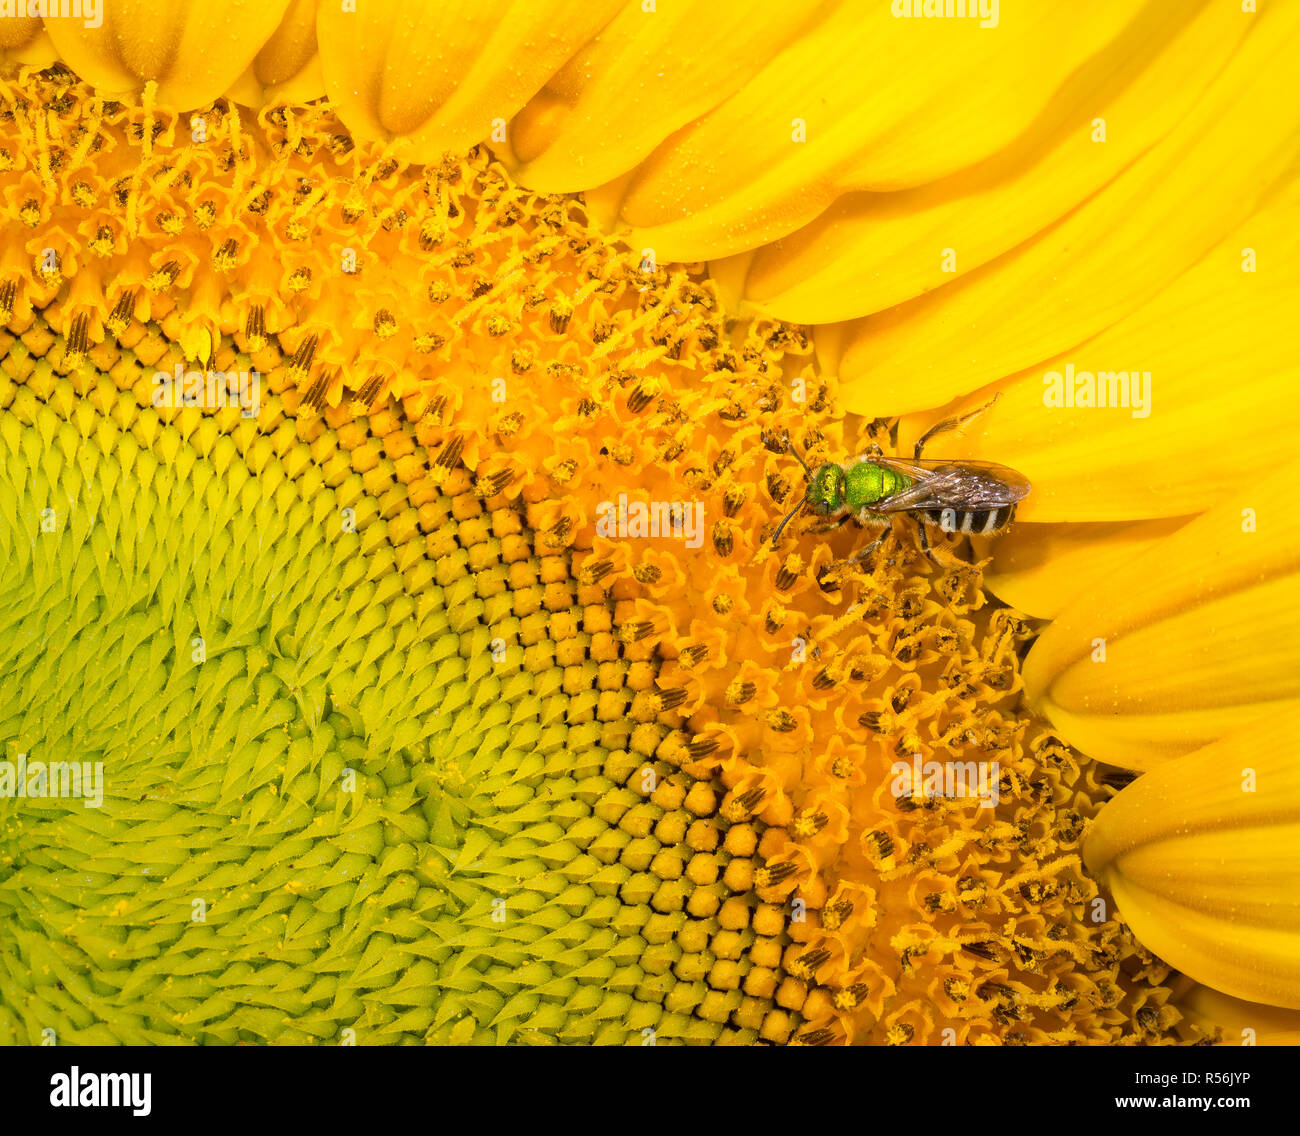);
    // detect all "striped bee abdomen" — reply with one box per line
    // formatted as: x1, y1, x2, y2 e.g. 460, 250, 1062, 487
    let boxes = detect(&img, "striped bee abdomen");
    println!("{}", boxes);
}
925, 506, 1015, 535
